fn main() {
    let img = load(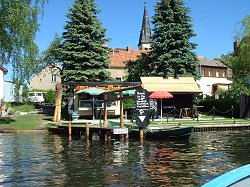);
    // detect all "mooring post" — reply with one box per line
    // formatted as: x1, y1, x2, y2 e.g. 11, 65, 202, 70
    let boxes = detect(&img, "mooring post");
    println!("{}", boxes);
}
68, 122, 72, 136
139, 127, 144, 141
86, 123, 89, 140
125, 133, 129, 141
